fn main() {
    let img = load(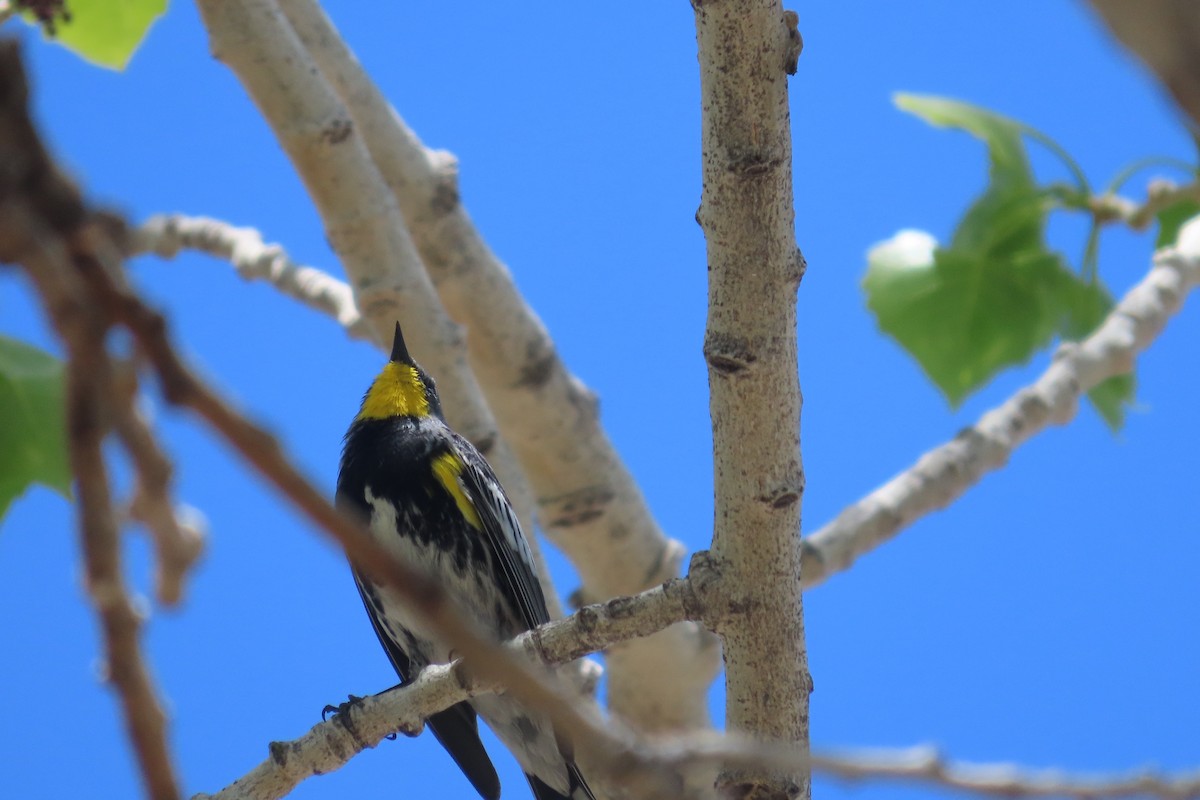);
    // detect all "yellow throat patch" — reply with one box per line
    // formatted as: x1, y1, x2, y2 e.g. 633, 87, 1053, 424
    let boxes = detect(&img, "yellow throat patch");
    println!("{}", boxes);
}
357, 362, 431, 420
